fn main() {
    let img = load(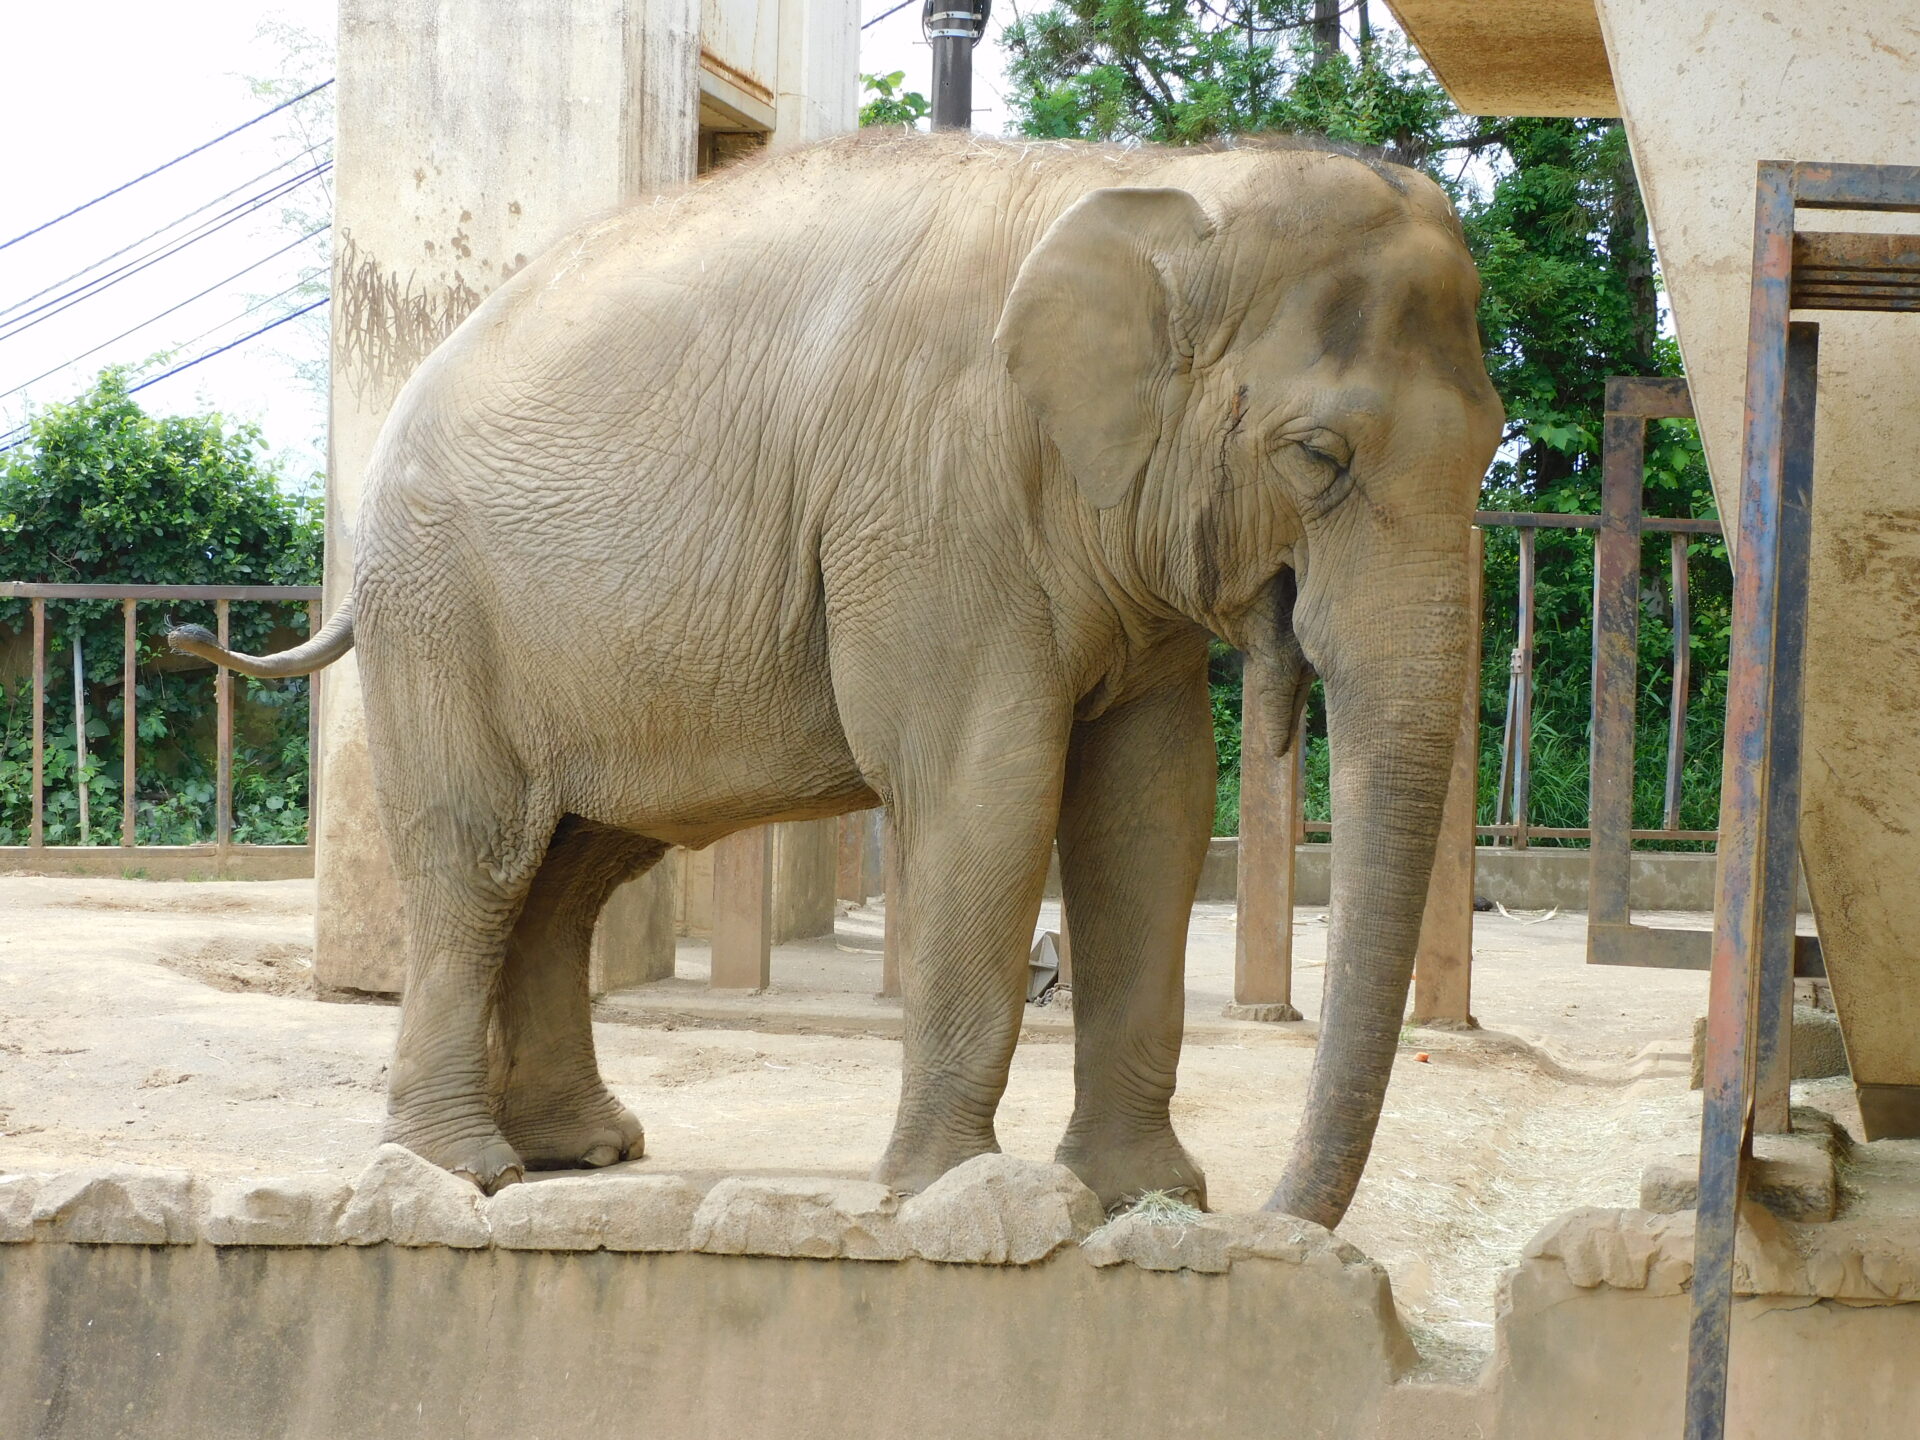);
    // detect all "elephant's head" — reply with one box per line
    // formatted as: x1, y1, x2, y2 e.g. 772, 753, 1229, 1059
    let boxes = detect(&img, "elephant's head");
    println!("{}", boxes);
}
995, 150, 1503, 1228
